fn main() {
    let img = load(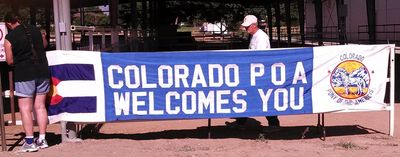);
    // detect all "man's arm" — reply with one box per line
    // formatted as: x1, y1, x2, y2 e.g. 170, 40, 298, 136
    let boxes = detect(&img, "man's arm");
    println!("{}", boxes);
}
4, 39, 14, 65
41, 31, 48, 48
255, 34, 271, 50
